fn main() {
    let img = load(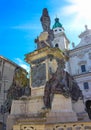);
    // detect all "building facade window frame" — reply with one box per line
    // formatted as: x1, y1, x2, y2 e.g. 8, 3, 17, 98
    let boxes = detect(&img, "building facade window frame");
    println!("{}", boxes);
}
54, 29, 57, 32
81, 64, 86, 72
78, 60, 87, 73
83, 82, 89, 90
59, 29, 62, 31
